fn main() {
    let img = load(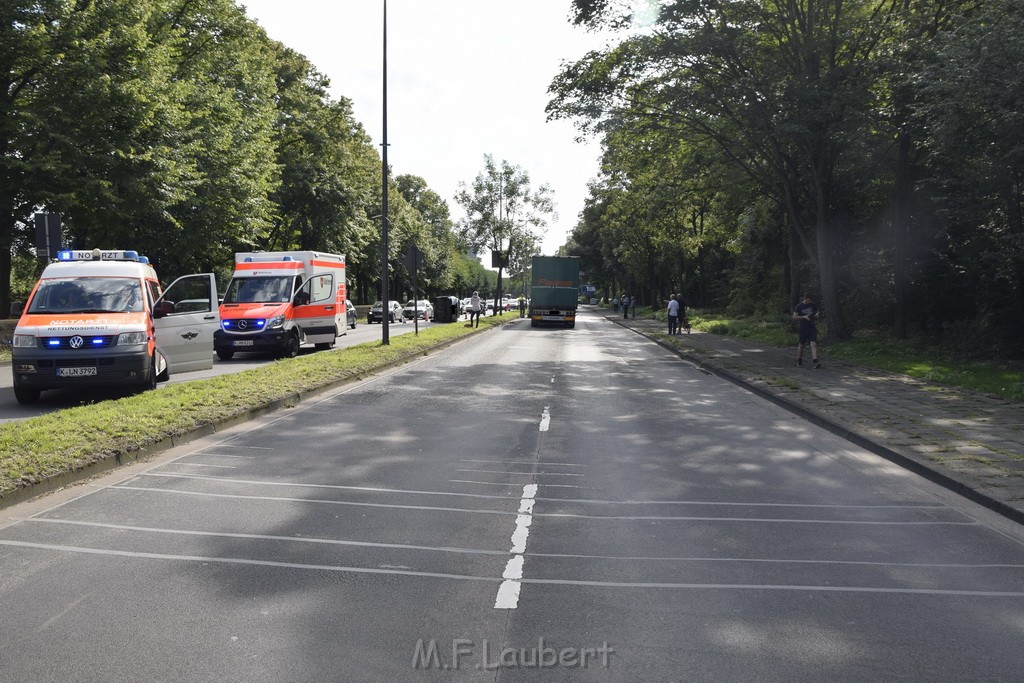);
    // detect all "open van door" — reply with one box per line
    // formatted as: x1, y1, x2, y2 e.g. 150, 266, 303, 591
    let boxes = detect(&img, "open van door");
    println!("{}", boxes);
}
153, 273, 220, 374
294, 272, 339, 345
